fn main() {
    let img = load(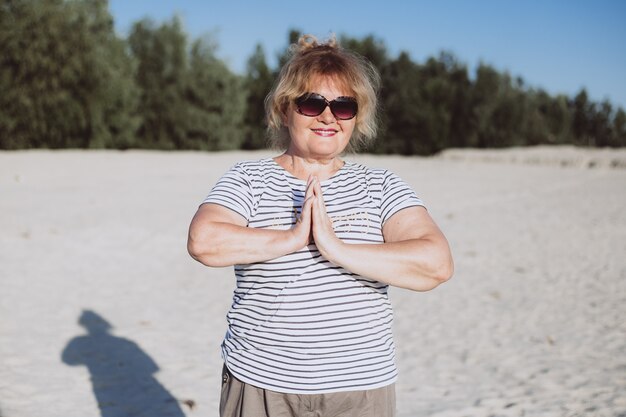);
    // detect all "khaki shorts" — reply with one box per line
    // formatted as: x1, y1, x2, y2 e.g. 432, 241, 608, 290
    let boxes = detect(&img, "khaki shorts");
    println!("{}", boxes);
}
220, 364, 396, 417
